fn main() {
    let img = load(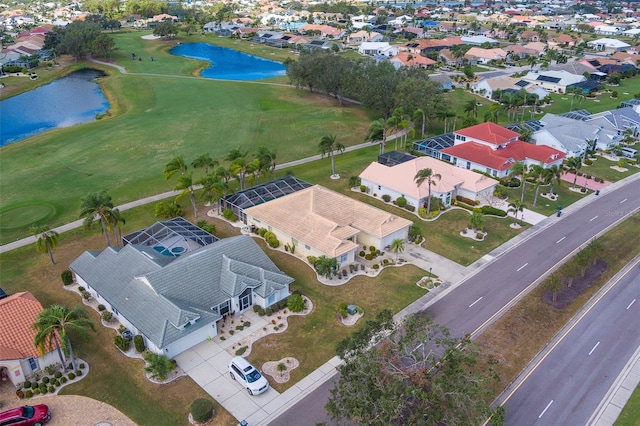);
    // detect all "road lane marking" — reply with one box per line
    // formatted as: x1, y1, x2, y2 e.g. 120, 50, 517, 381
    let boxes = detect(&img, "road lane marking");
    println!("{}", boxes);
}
628, 299, 636, 310
590, 215, 598, 222
517, 263, 528, 272
539, 400, 554, 418
469, 297, 483, 308
620, 198, 628, 204
588, 341, 600, 356
556, 237, 566, 244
